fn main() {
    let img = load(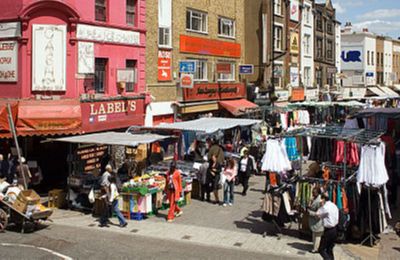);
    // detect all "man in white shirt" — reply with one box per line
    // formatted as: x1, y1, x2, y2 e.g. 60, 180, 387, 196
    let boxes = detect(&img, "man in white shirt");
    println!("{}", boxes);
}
309, 193, 339, 260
